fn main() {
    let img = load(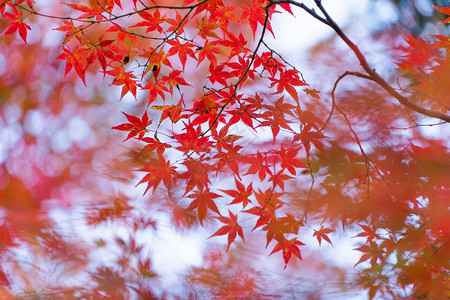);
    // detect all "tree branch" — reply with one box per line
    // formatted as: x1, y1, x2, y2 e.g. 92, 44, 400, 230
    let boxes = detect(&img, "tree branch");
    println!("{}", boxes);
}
313, 0, 450, 123
269, 0, 330, 26
270, 0, 450, 123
